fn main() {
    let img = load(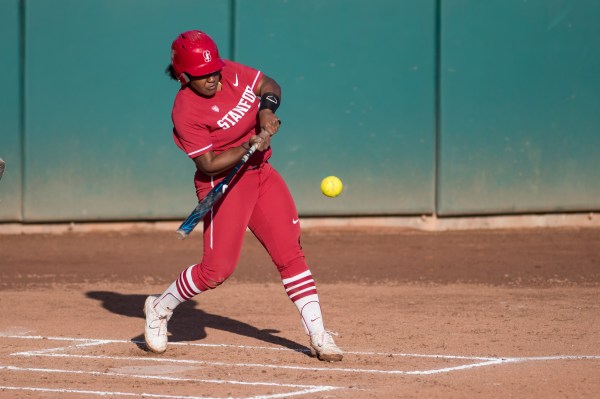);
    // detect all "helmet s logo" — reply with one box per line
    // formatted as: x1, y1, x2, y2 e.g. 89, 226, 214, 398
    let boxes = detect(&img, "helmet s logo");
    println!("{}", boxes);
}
203, 50, 212, 63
